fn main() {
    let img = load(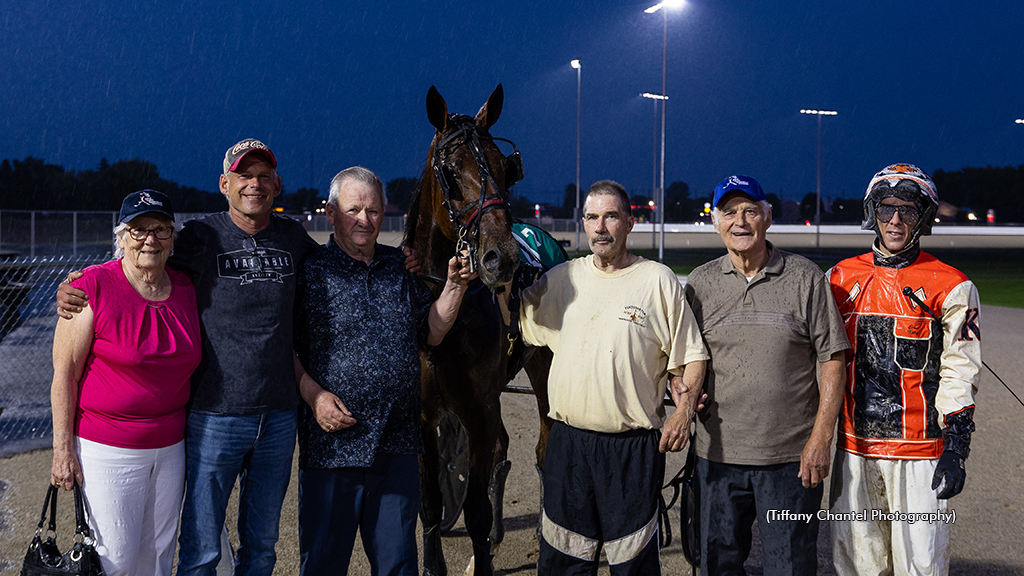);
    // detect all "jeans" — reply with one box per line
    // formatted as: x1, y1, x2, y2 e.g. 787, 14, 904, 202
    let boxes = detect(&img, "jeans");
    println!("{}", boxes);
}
177, 409, 297, 576
298, 454, 419, 576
